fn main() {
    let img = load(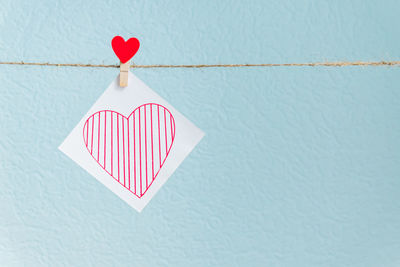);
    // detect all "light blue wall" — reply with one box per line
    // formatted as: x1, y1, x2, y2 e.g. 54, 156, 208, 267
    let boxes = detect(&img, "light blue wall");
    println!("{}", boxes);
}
1, 1, 400, 266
